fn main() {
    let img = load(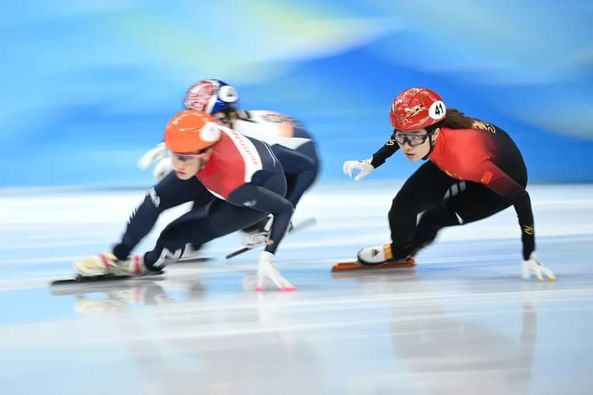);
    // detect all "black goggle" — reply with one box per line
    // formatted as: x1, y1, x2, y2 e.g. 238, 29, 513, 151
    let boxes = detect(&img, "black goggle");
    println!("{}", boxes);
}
393, 131, 431, 147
